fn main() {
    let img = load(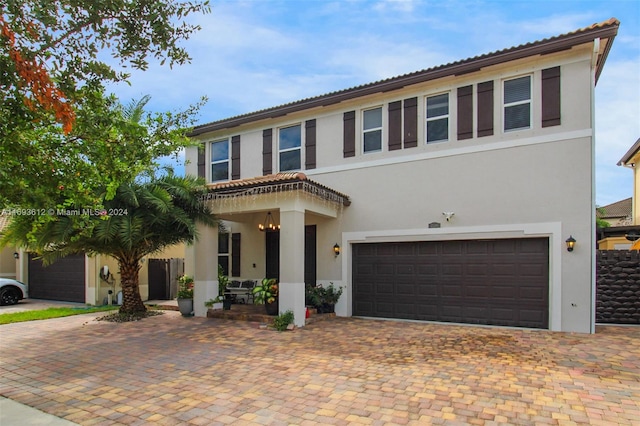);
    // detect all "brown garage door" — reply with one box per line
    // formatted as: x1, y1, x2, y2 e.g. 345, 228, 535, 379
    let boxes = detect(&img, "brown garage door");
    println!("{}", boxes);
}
28, 253, 85, 302
353, 238, 549, 328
